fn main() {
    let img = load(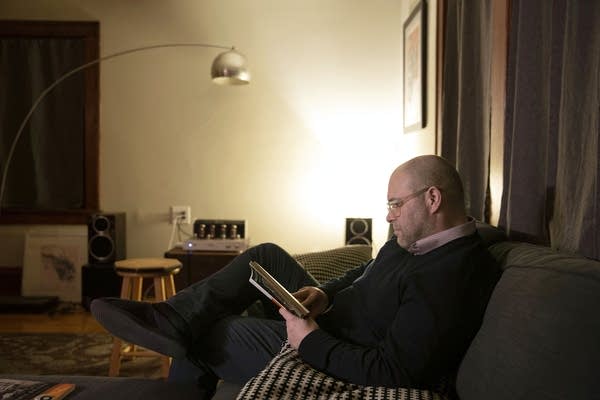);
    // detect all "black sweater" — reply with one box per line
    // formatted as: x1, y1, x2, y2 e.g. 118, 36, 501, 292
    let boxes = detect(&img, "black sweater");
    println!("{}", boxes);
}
299, 233, 501, 388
